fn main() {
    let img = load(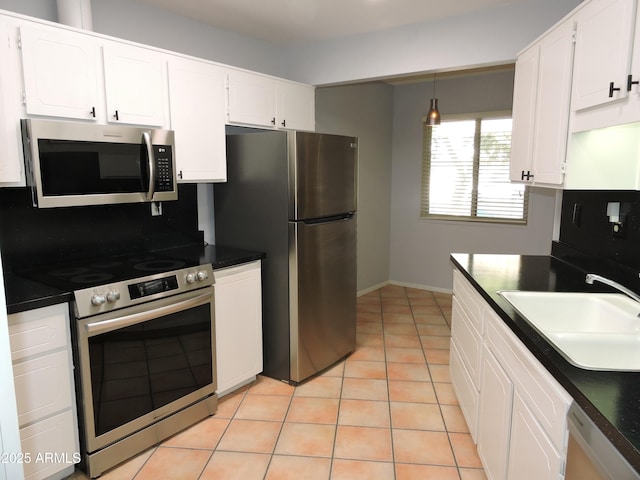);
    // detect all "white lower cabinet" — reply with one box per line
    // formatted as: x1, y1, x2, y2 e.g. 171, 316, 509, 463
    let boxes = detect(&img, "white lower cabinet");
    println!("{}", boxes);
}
8, 303, 79, 480
477, 345, 513, 480
507, 392, 565, 480
451, 268, 571, 480
214, 261, 263, 396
